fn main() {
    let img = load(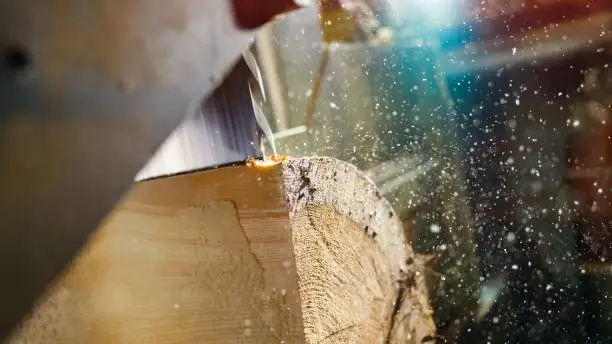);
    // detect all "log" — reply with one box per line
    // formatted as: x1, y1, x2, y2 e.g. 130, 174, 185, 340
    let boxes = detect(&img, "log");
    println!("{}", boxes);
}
7, 157, 435, 344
